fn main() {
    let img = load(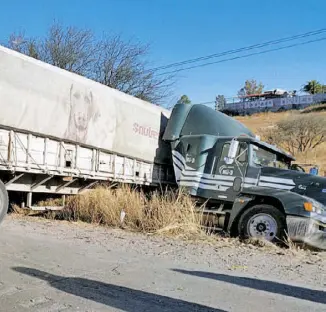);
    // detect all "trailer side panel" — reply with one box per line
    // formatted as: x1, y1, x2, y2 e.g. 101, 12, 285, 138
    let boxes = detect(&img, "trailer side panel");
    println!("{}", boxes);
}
0, 45, 171, 165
